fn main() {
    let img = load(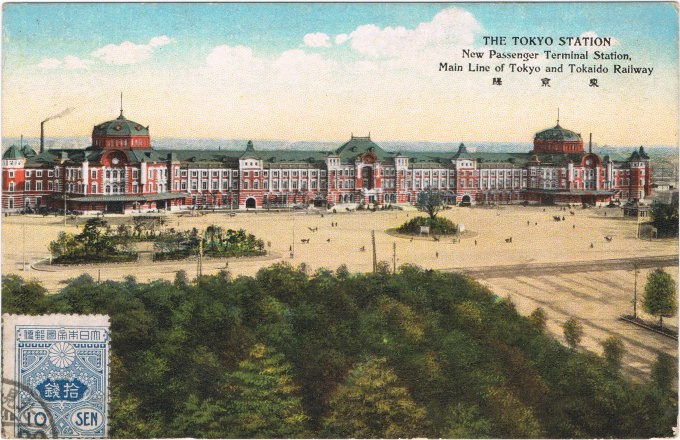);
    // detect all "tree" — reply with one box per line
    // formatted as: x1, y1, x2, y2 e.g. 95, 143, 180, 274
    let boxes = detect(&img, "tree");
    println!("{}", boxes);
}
487, 386, 544, 438
529, 307, 547, 332
220, 344, 308, 438
642, 269, 677, 329
416, 188, 443, 220
651, 352, 676, 396
323, 357, 427, 438
1, 275, 48, 314
440, 403, 492, 438
601, 336, 624, 371
563, 318, 583, 349
650, 202, 679, 237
